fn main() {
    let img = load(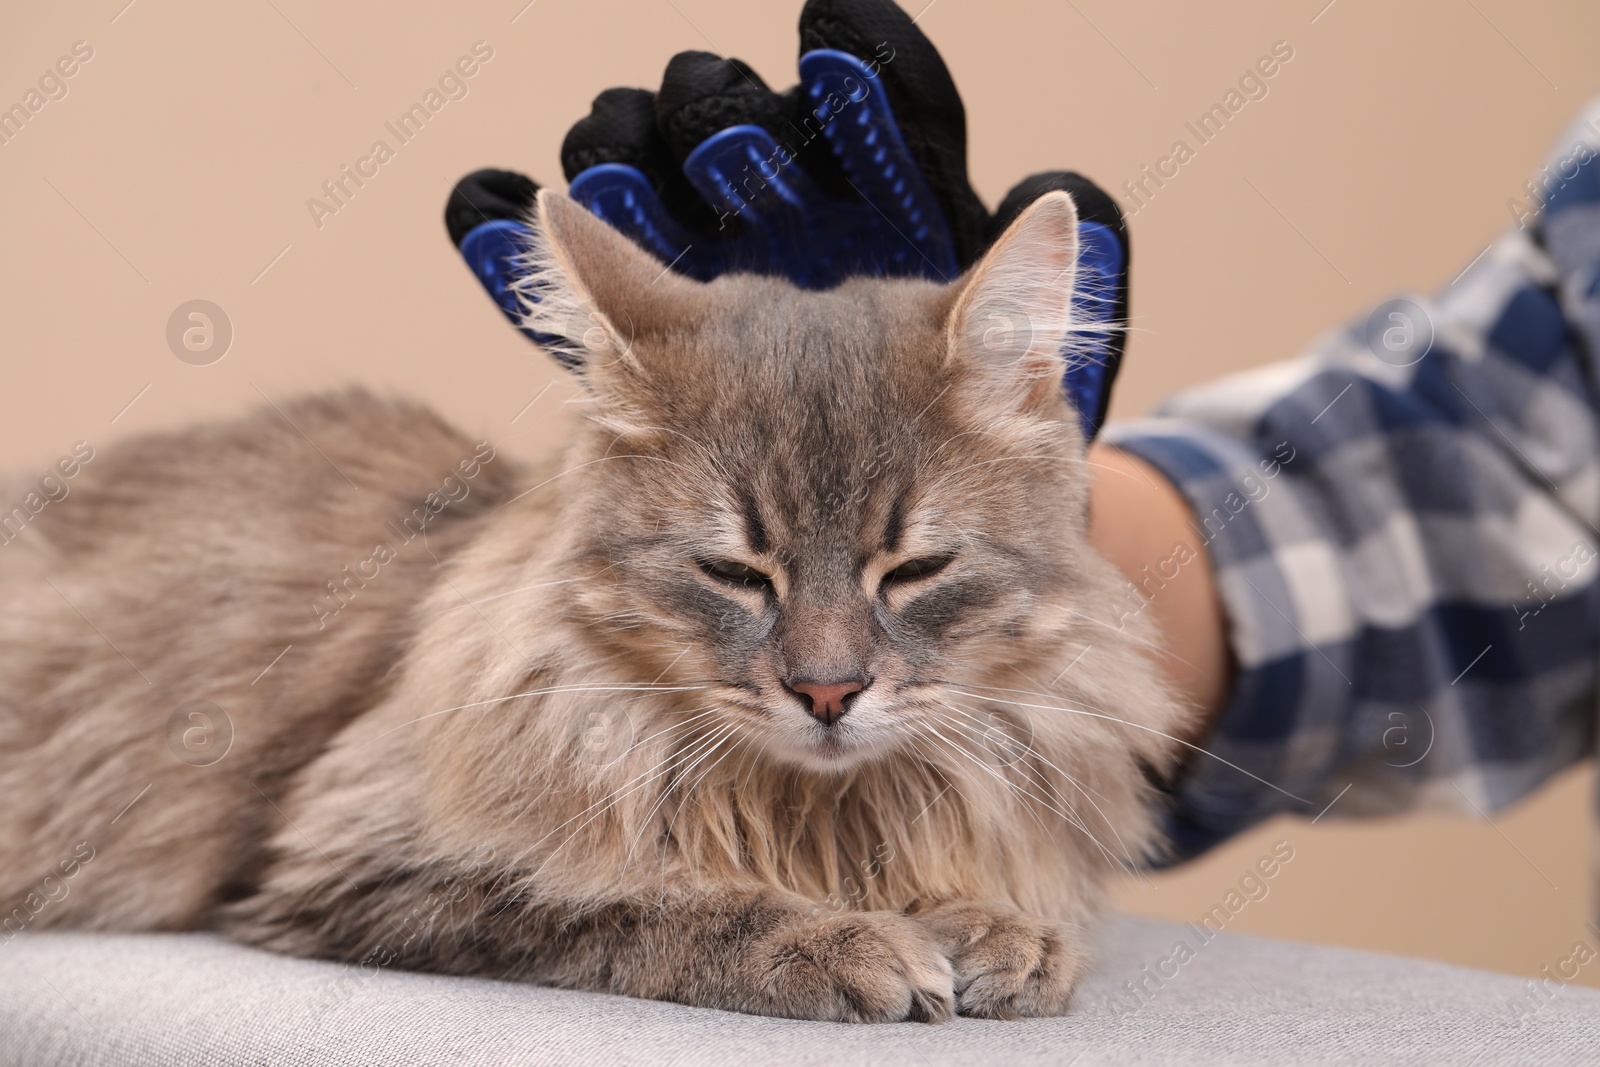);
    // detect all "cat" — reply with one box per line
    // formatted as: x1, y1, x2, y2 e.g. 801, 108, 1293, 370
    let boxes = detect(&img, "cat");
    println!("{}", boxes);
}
0, 188, 1185, 1022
